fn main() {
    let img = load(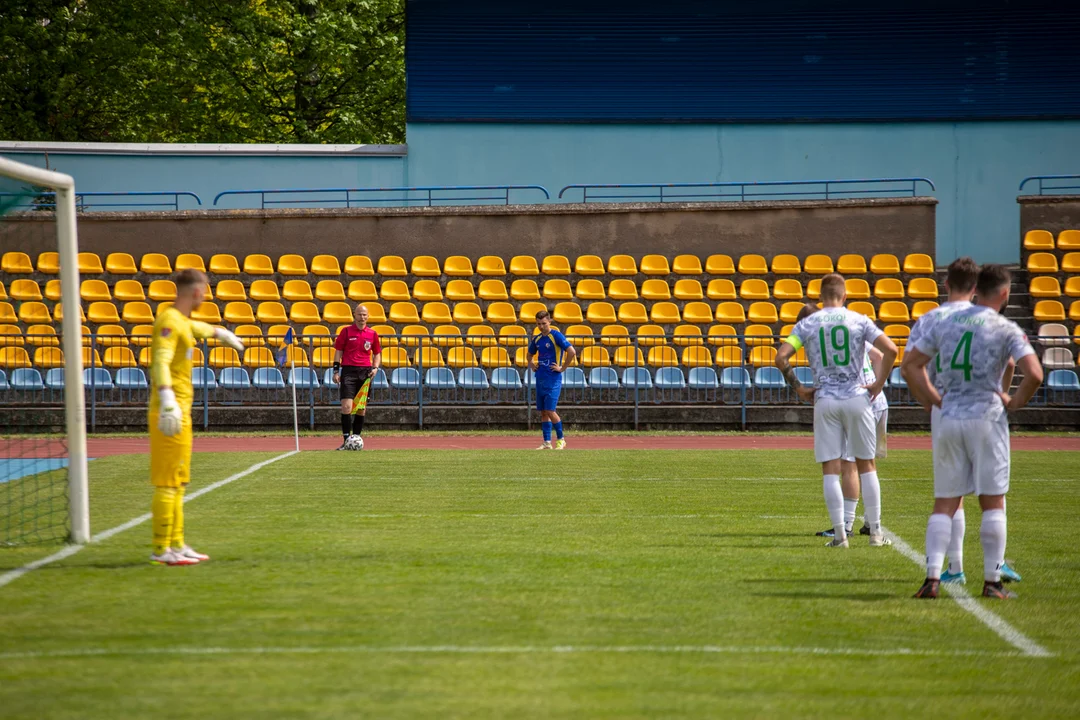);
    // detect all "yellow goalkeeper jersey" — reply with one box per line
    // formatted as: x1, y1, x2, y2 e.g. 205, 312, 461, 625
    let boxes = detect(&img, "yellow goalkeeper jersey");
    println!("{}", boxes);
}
150, 306, 215, 410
